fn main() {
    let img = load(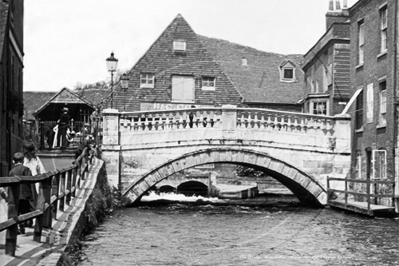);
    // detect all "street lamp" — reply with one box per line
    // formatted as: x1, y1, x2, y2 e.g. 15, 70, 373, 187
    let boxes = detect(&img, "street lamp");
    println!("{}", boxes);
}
120, 73, 129, 110
106, 52, 118, 109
